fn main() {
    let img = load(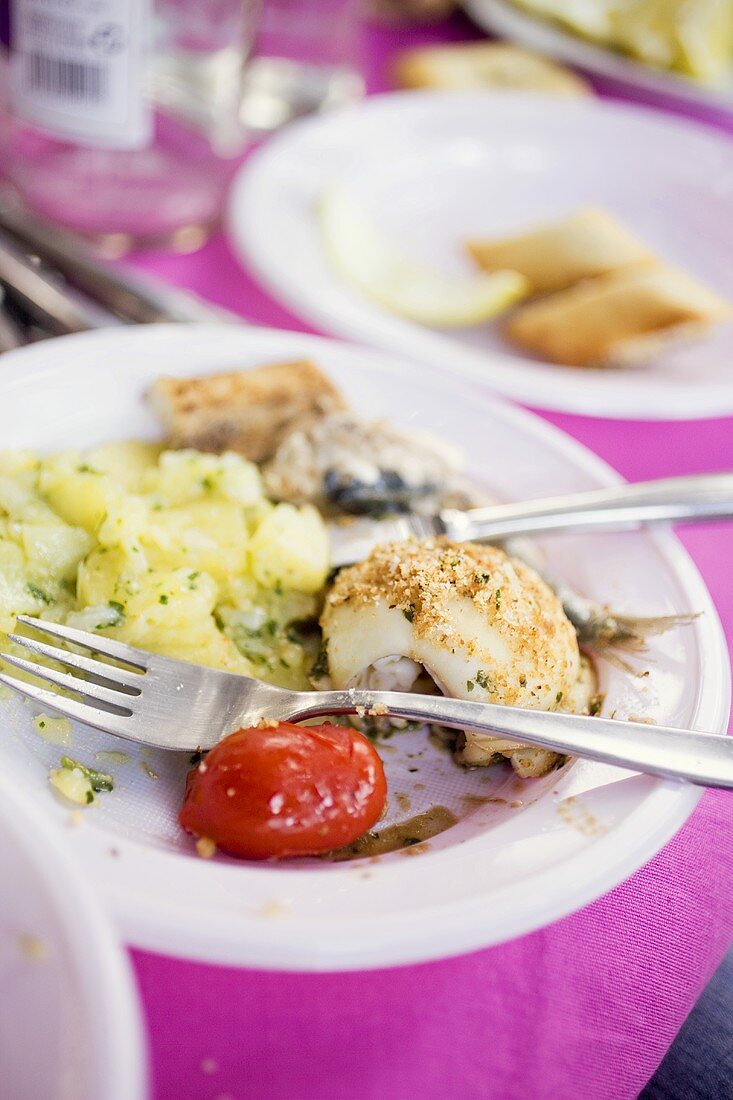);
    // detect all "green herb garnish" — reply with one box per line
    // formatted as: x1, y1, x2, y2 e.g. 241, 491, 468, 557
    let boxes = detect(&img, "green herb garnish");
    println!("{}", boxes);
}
107, 600, 125, 625
310, 644, 329, 681
27, 582, 52, 605
589, 694, 604, 717
60, 755, 114, 792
